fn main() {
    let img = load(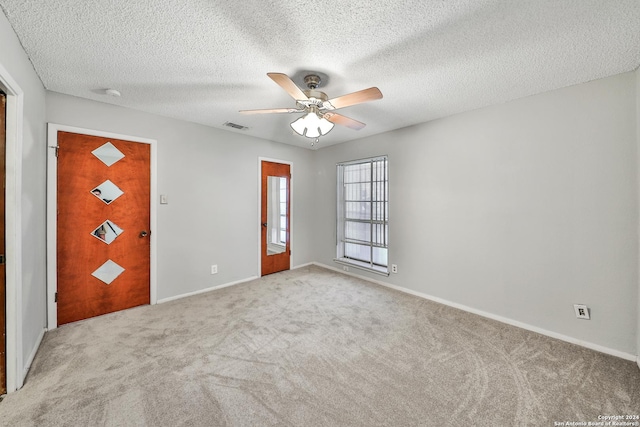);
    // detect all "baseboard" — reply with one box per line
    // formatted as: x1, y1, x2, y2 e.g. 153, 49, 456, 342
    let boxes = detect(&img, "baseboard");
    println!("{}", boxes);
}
157, 276, 259, 304
22, 327, 46, 383
155, 263, 317, 304
314, 262, 637, 362
637, 357, 640, 371
292, 262, 315, 270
